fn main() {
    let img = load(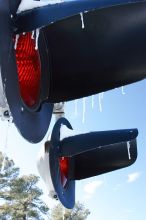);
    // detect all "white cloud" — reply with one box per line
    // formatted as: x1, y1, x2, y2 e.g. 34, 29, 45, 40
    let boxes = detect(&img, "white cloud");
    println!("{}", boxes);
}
127, 172, 141, 183
84, 180, 104, 195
